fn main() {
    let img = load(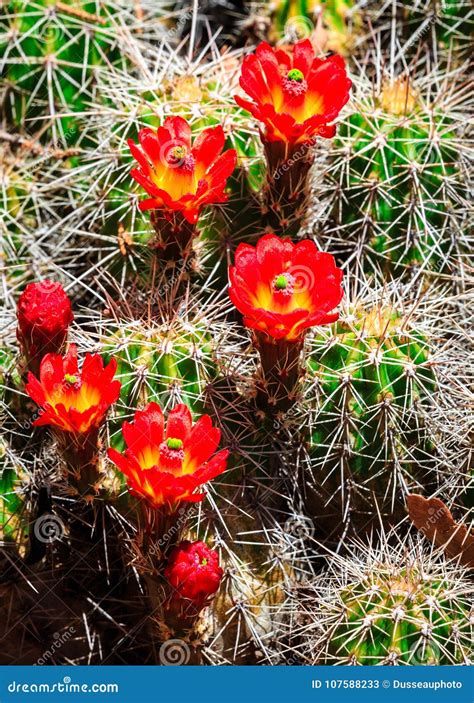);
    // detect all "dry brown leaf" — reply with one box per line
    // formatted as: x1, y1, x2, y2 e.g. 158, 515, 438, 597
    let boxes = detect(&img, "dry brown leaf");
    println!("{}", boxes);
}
407, 494, 474, 569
